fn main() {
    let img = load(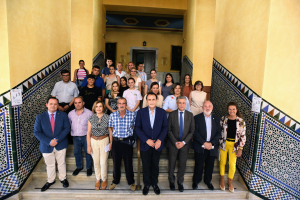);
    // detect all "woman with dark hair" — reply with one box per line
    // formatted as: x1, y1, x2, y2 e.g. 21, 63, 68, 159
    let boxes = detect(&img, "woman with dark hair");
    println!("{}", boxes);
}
103, 66, 120, 95
162, 83, 190, 117
189, 81, 207, 116
73, 60, 89, 88
119, 77, 129, 97
142, 82, 163, 108
105, 81, 121, 115
144, 69, 162, 94
219, 102, 246, 193
182, 74, 193, 98
161, 73, 174, 100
